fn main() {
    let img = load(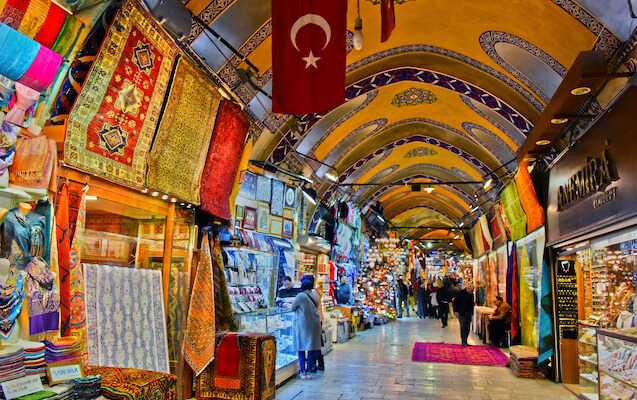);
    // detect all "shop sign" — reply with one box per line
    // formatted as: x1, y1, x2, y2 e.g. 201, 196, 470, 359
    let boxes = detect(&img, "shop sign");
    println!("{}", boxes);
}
46, 362, 84, 384
557, 151, 618, 211
1, 375, 43, 400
